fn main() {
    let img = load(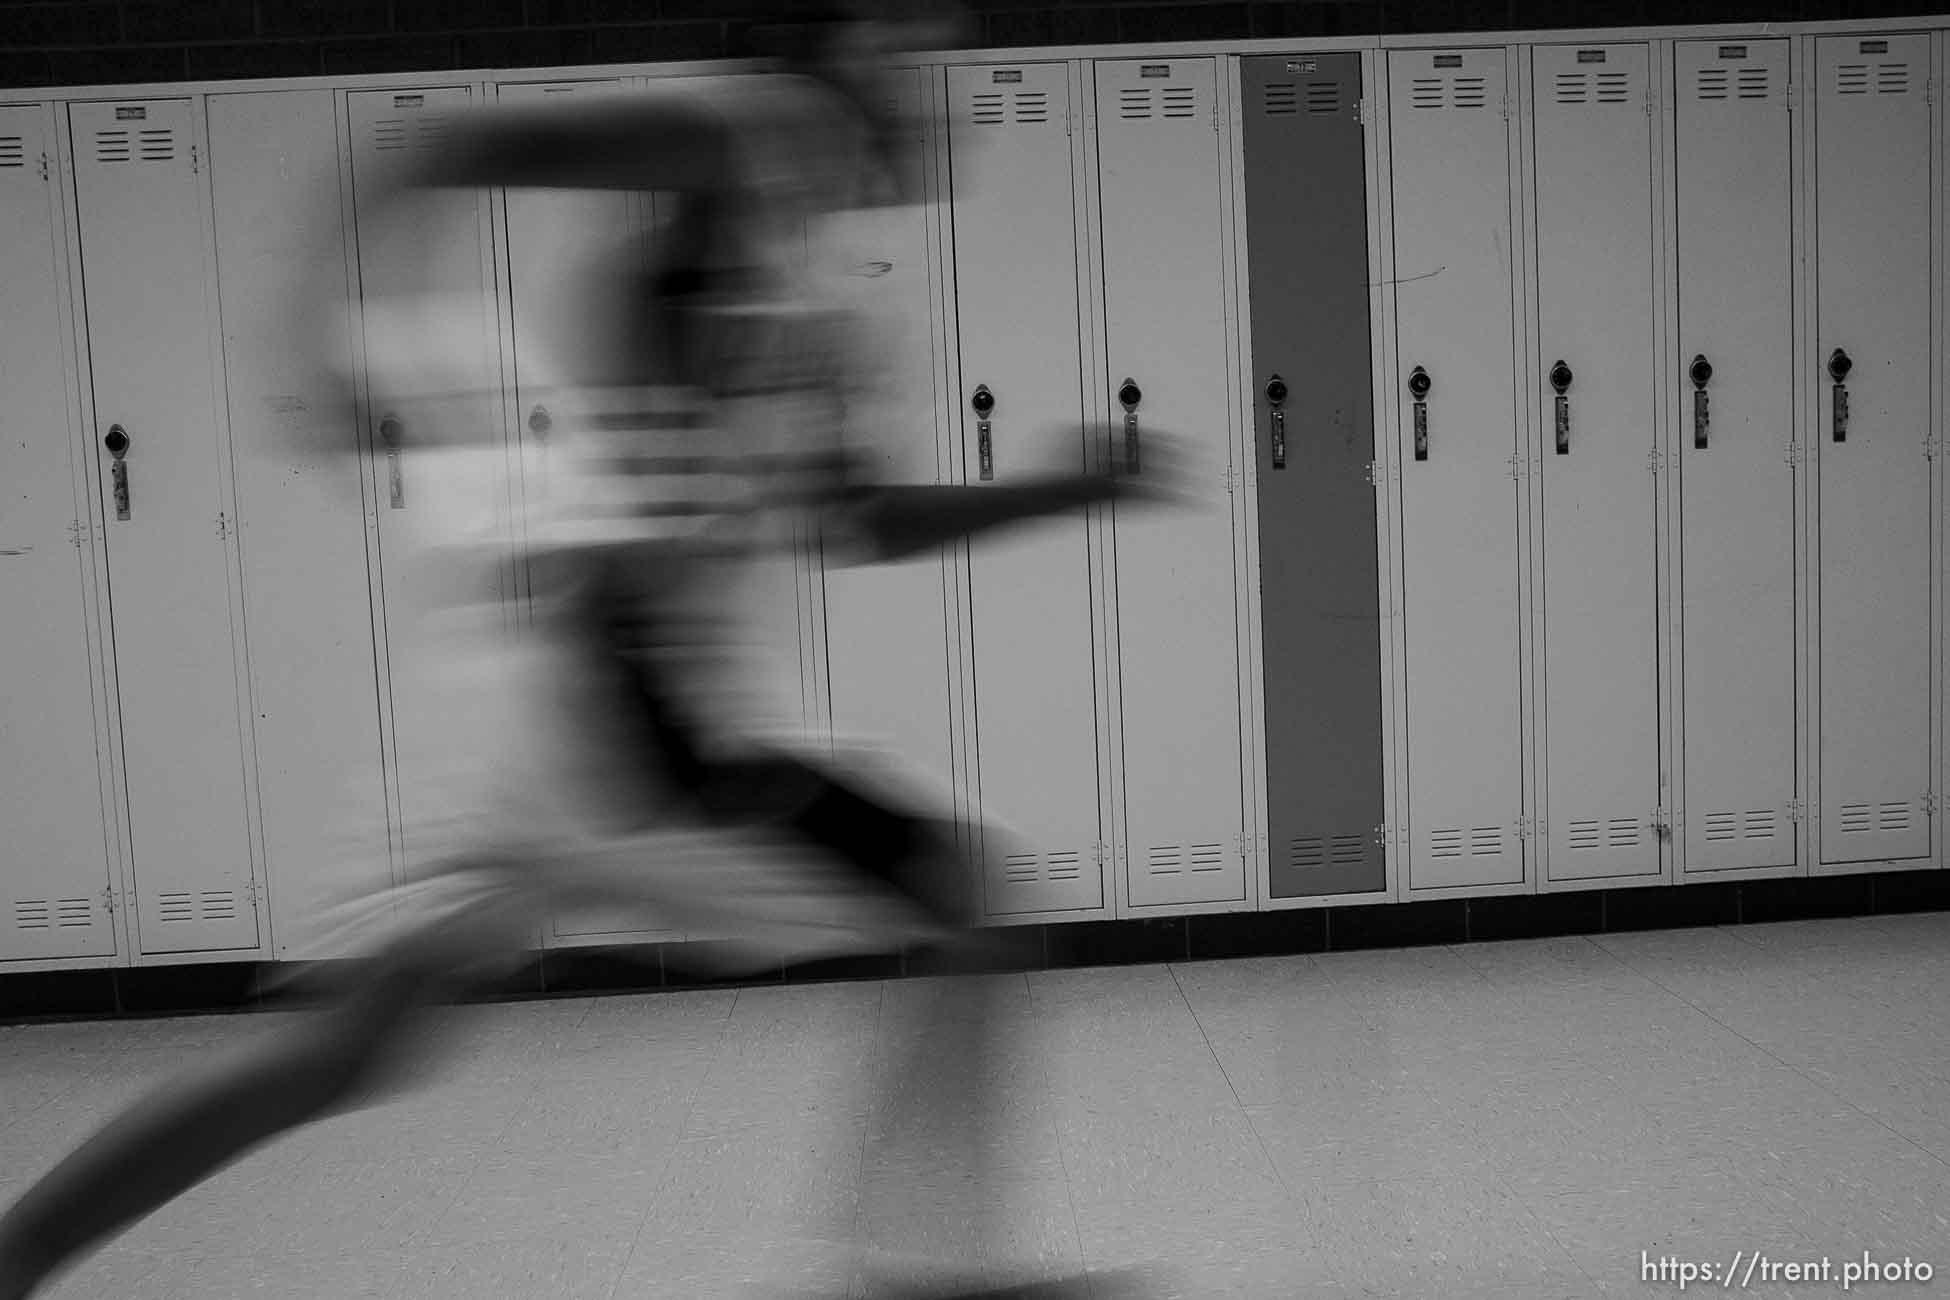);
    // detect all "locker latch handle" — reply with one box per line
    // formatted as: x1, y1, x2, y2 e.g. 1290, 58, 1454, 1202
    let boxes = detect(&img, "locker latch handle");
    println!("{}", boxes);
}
1689, 355, 1712, 450
1407, 367, 1431, 462
1827, 348, 1851, 443
379, 414, 405, 509
103, 425, 131, 521
1549, 360, 1573, 455
1118, 378, 1142, 475
1265, 375, 1288, 470
971, 385, 995, 481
